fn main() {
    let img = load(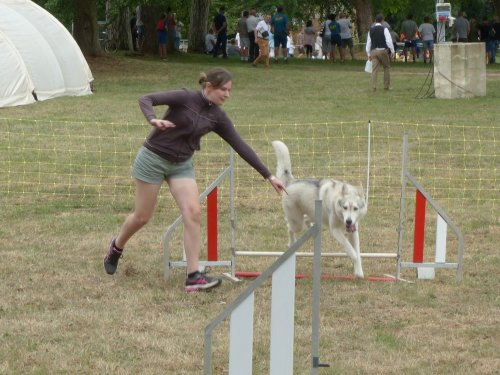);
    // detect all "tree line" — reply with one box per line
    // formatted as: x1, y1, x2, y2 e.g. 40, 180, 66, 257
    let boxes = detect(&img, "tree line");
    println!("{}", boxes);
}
34, 0, 499, 57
